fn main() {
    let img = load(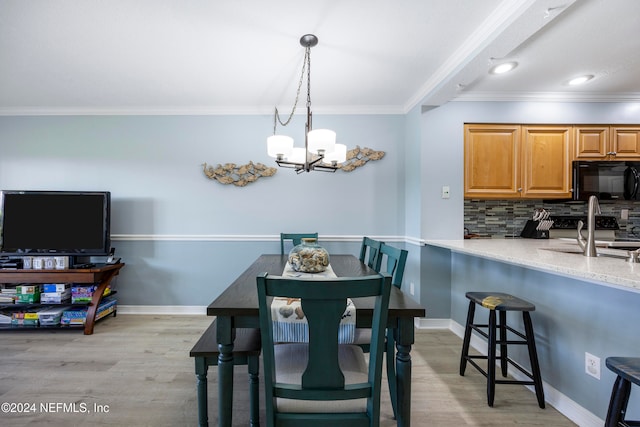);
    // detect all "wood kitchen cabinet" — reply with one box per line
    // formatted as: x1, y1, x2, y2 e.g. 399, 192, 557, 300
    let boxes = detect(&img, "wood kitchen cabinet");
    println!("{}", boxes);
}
464, 124, 572, 199
464, 124, 520, 199
521, 125, 573, 198
611, 126, 640, 159
575, 125, 640, 160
